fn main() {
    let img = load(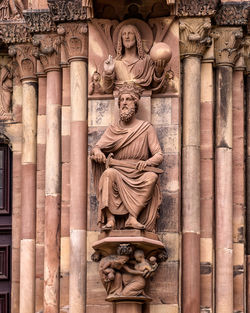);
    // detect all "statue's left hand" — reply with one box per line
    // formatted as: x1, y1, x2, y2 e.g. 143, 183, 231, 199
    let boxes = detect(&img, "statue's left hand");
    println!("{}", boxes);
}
136, 160, 148, 171
154, 60, 167, 77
